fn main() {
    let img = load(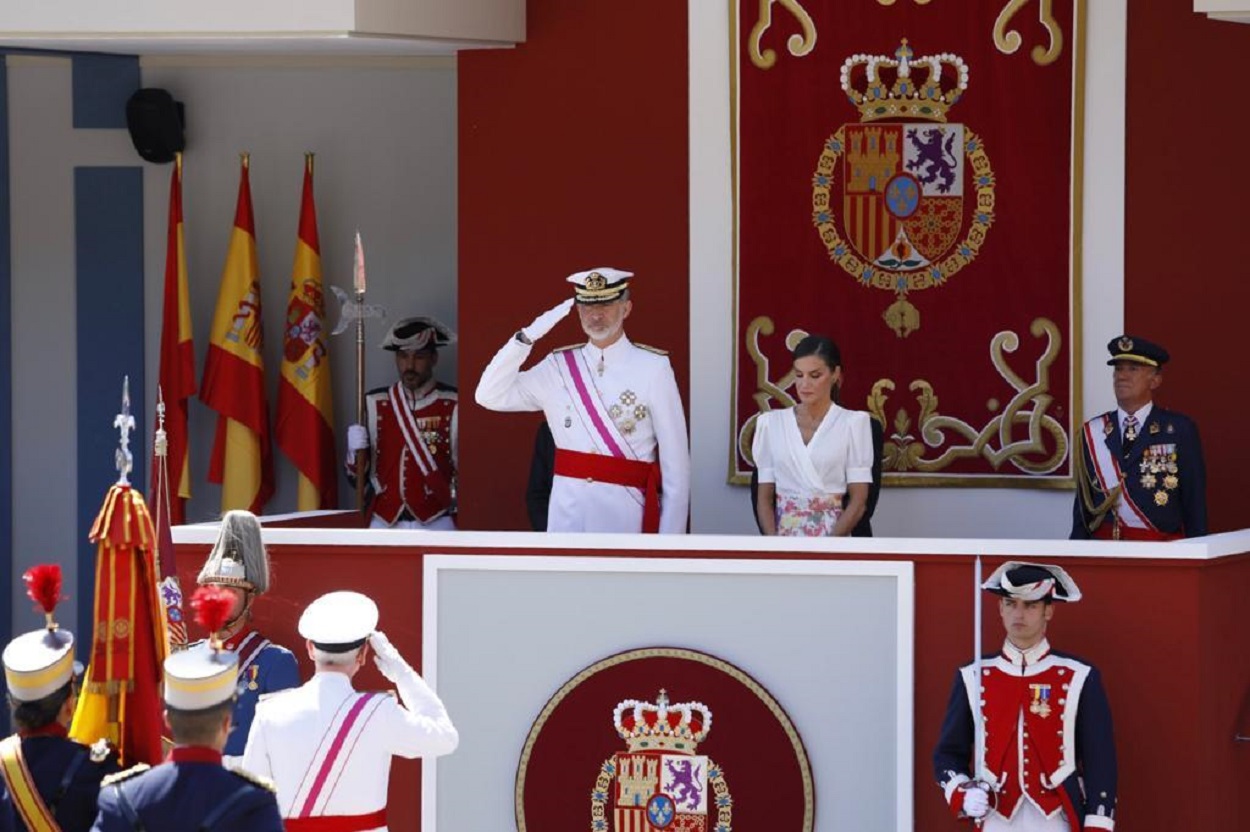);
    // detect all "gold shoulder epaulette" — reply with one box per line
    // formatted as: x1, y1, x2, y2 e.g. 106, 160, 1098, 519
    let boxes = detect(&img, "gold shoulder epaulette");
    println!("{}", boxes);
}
102, 764, 151, 786
230, 766, 277, 793
552, 344, 582, 353
634, 343, 669, 356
